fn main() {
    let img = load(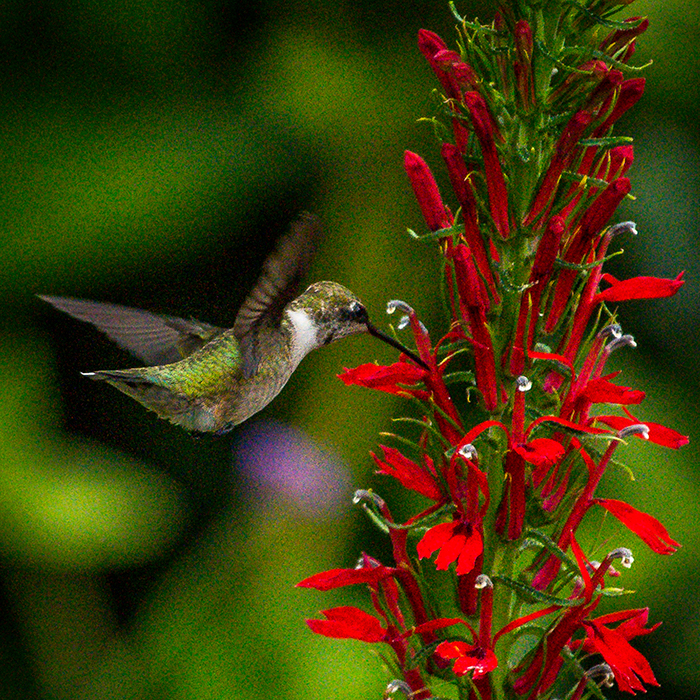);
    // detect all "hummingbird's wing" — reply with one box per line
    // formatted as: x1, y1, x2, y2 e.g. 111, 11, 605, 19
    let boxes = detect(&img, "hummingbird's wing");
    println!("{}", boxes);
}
39, 295, 225, 366
233, 212, 321, 378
